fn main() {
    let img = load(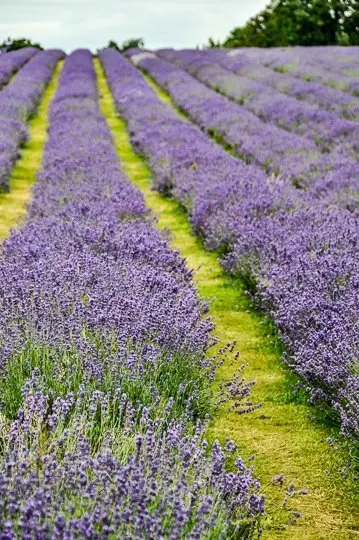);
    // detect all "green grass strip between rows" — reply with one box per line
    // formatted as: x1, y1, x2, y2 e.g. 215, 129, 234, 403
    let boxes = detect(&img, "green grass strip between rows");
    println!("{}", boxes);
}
0, 61, 63, 240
